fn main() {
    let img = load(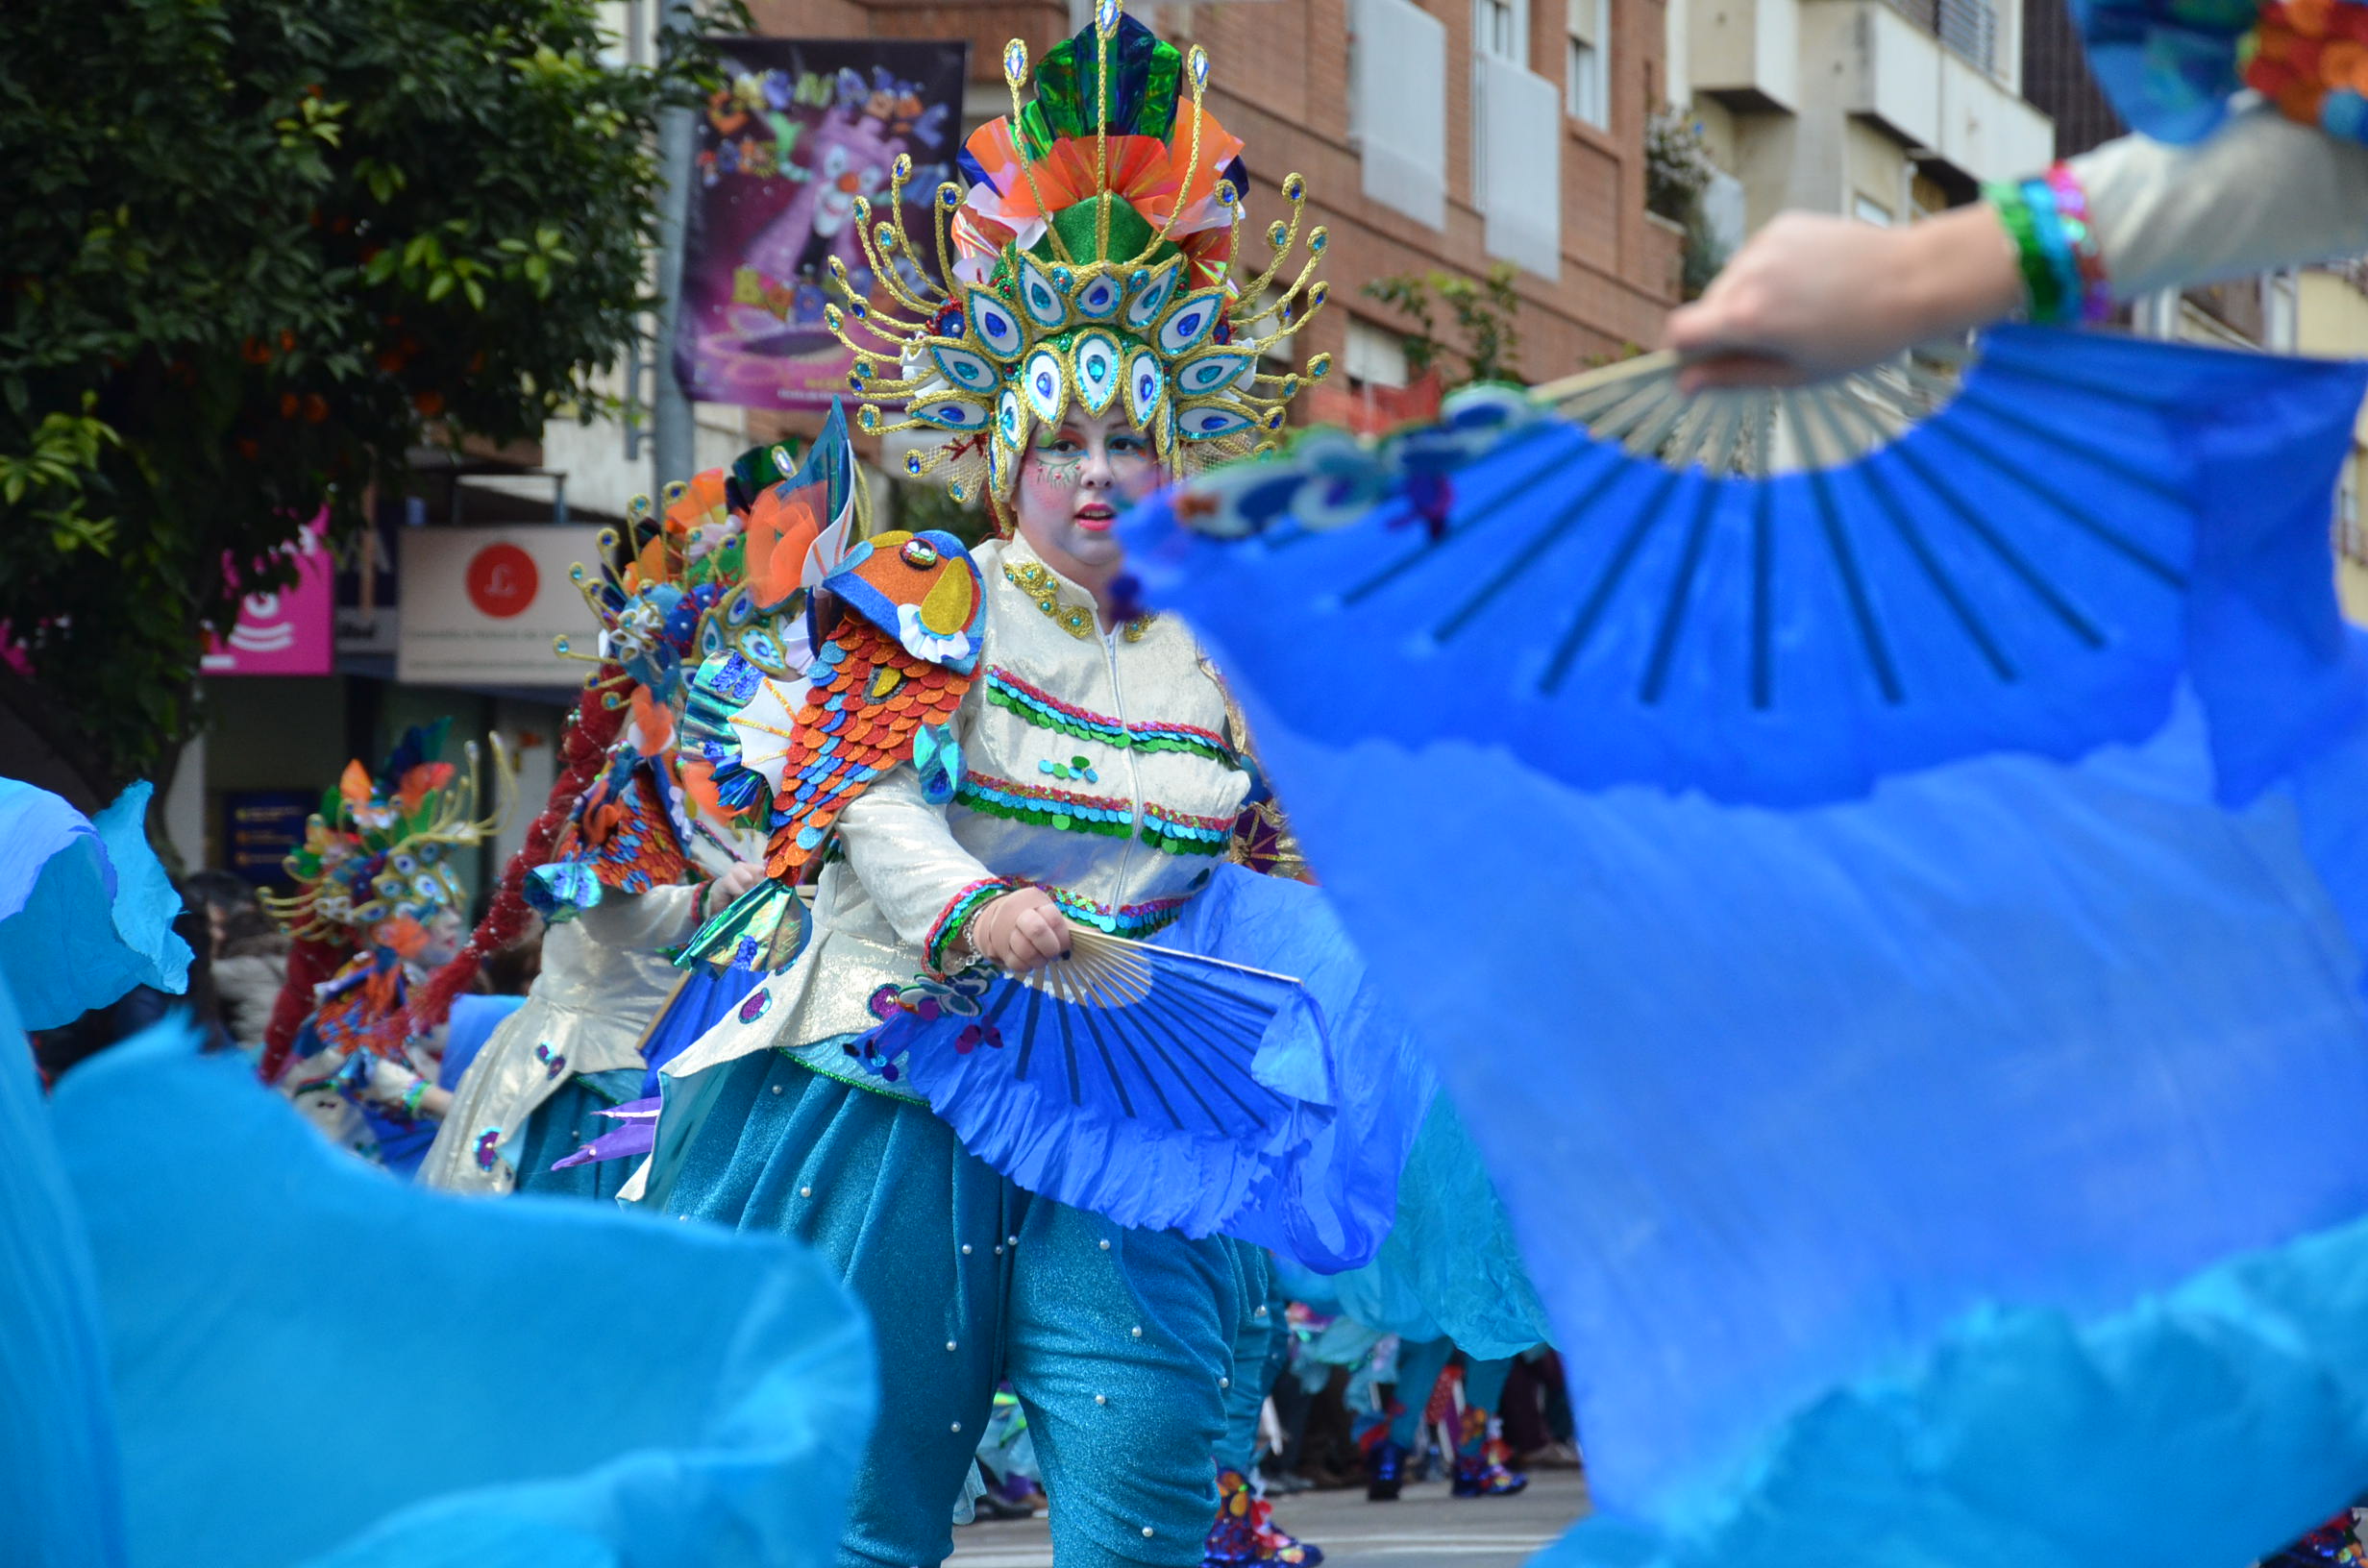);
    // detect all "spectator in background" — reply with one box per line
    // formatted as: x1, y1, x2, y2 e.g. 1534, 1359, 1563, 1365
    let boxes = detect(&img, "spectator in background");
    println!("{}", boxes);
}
478, 928, 544, 997
185, 869, 289, 1057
